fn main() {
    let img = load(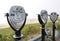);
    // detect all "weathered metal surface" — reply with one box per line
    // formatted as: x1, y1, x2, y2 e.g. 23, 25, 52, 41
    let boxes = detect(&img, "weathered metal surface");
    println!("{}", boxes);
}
8, 6, 26, 30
